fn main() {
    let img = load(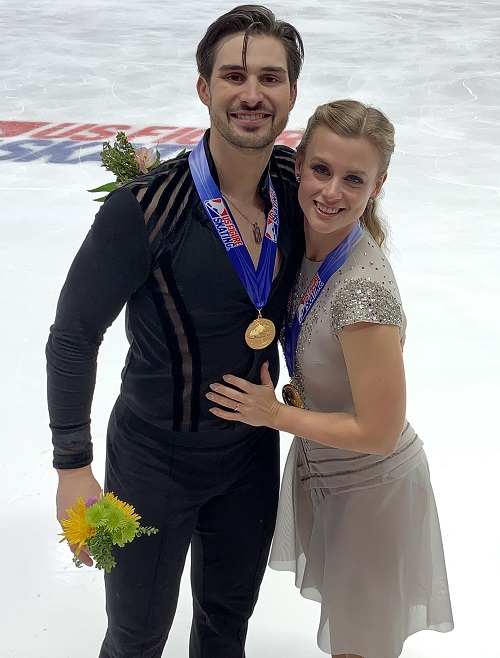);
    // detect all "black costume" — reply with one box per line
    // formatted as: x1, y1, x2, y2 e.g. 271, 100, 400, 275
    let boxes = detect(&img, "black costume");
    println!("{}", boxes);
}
47, 132, 303, 658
